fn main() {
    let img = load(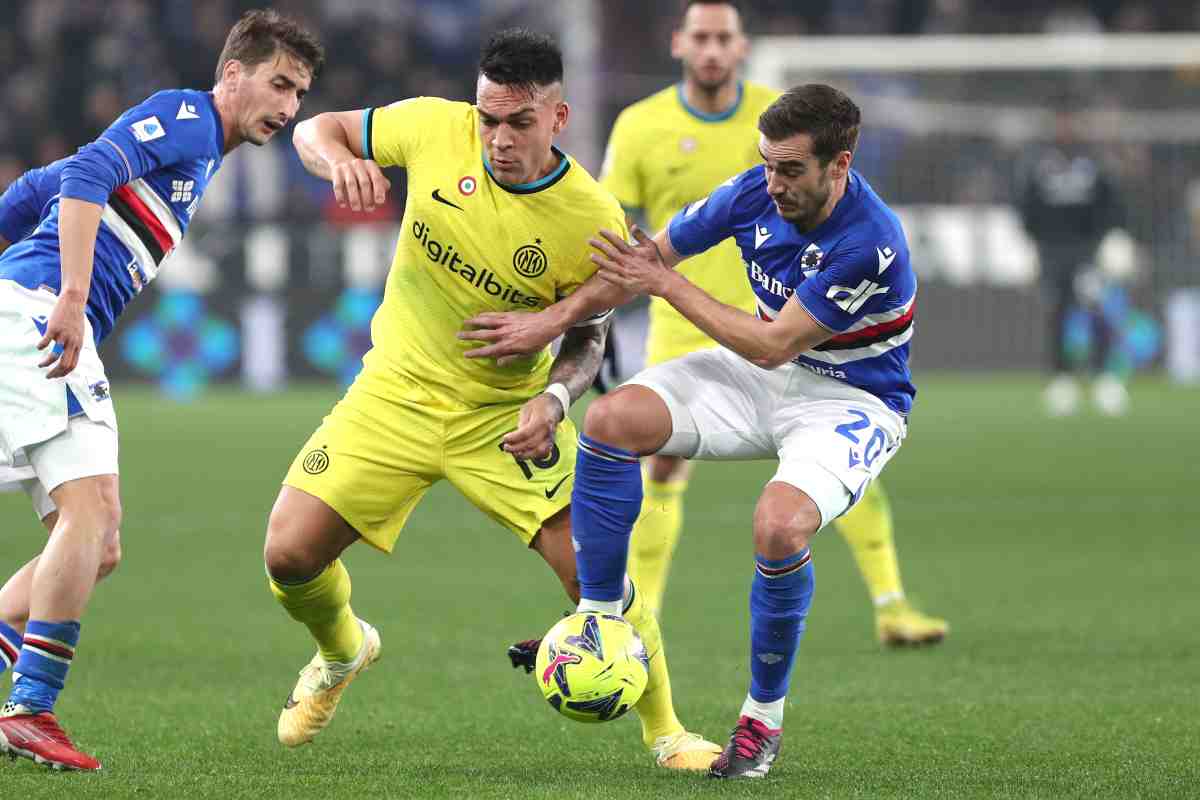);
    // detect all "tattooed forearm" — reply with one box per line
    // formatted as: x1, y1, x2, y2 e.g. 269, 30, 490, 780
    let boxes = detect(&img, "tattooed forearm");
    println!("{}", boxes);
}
547, 319, 610, 404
